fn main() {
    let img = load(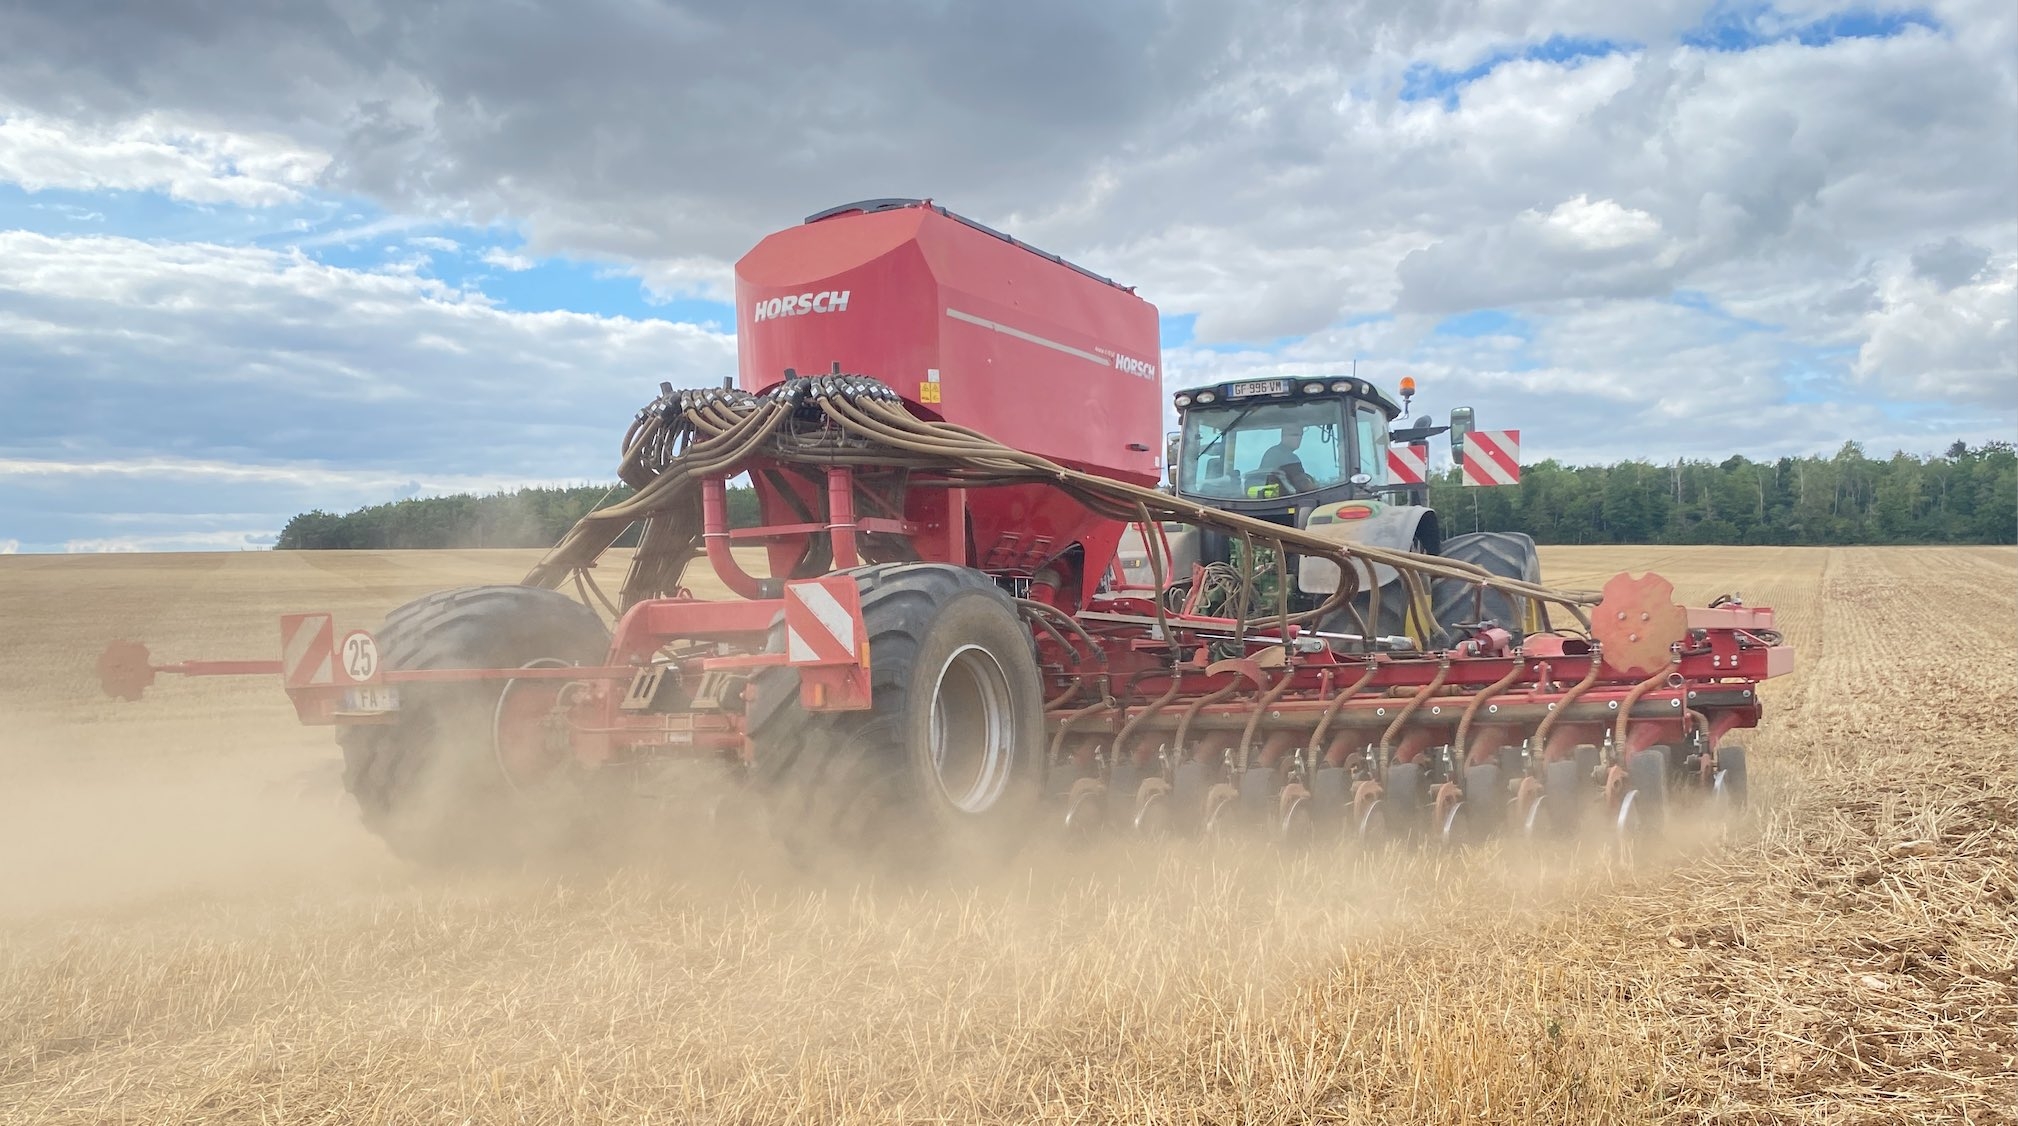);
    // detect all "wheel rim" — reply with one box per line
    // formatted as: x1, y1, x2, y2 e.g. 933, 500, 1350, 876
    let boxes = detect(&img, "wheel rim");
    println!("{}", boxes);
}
928, 643, 1017, 814
493, 658, 572, 796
